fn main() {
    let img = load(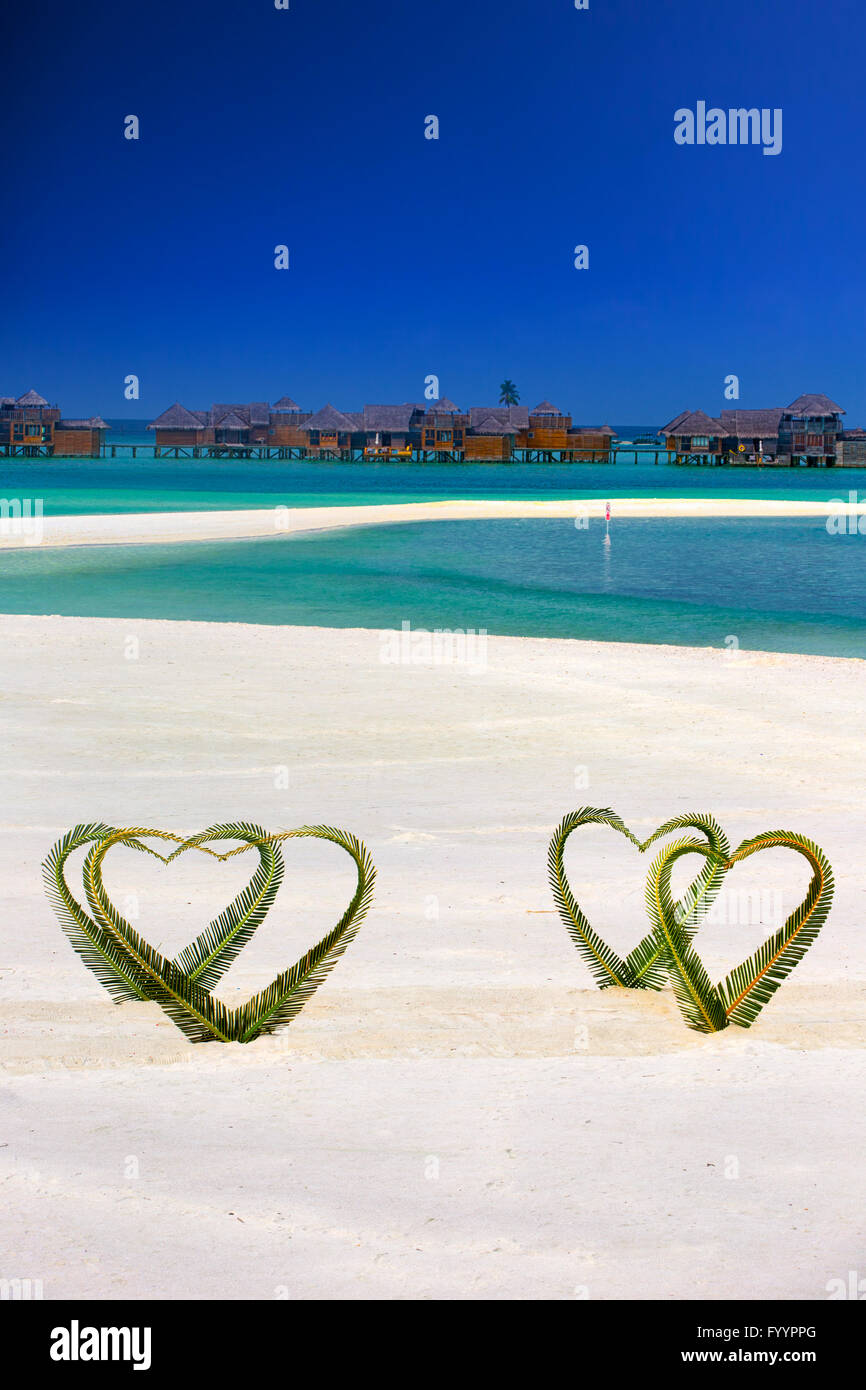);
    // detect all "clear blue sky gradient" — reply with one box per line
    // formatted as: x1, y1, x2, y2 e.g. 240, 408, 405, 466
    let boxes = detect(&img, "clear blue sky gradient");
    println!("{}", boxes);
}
2, 0, 864, 422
